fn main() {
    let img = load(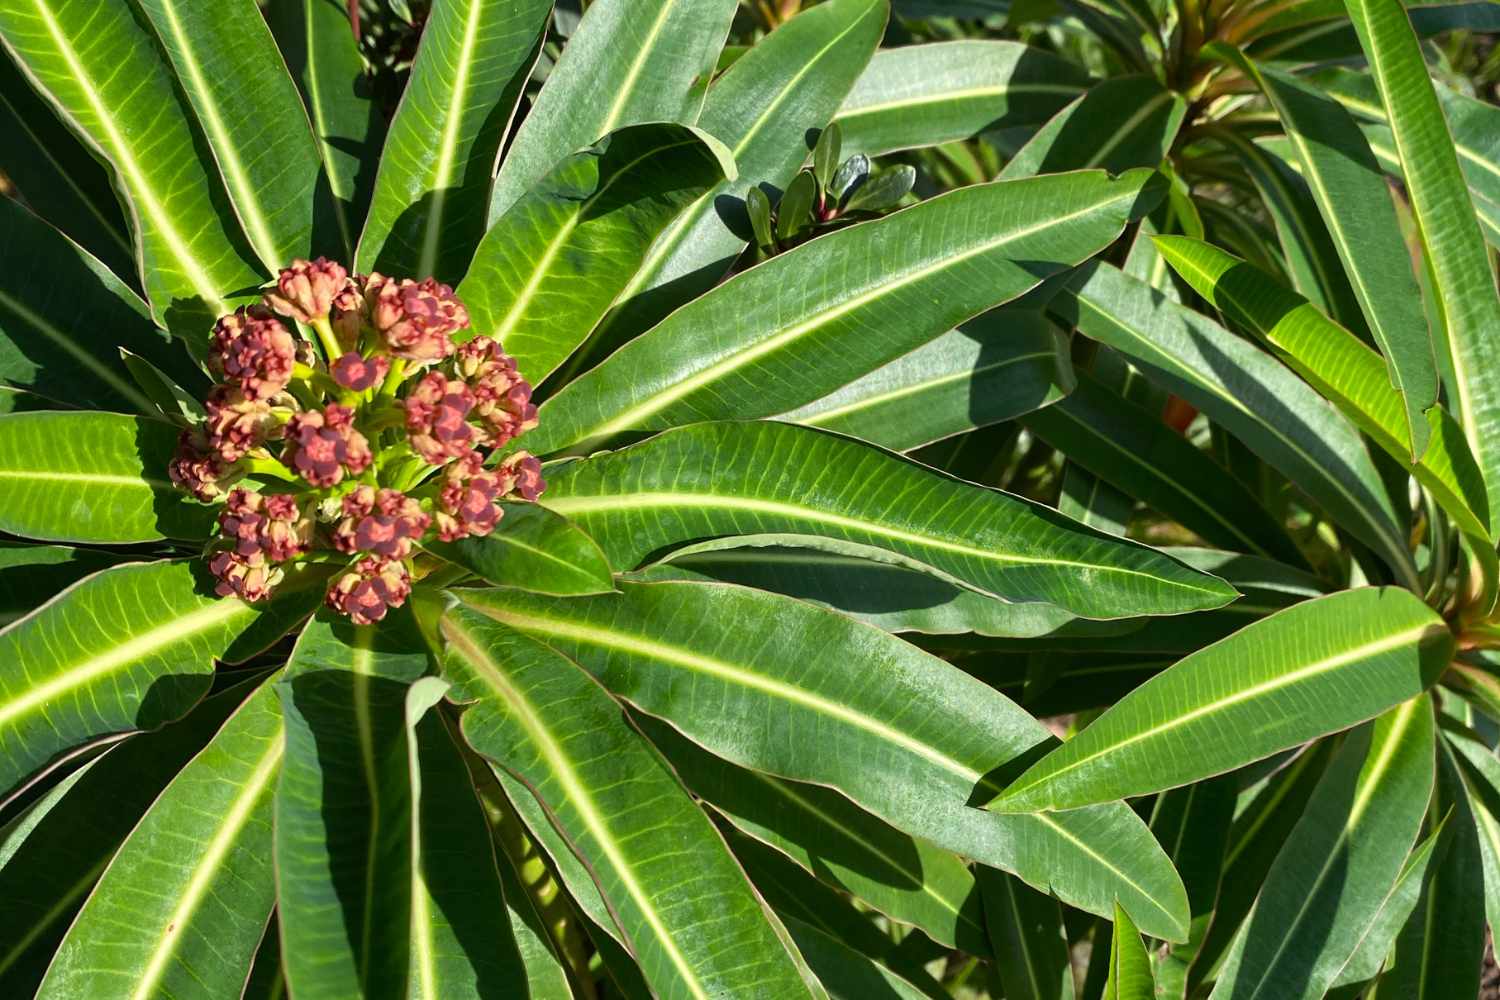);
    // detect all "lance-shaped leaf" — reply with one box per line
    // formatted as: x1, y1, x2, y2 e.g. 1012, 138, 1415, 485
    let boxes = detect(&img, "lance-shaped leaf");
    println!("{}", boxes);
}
458, 123, 733, 383
1442, 718, 1500, 935
999, 75, 1186, 179
0, 197, 207, 415
404, 677, 527, 998
488, 0, 739, 220
0, 559, 321, 795
541, 422, 1235, 619
1025, 368, 1303, 566
1343, 0, 1500, 533
0, 543, 128, 627
1053, 262, 1417, 588
263, 0, 386, 259
530, 168, 1164, 456
0, 46, 133, 281
423, 502, 615, 597
437, 606, 828, 999
1249, 2, 1500, 62
1102, 904, 1154, 1000
780, 309, 1074, 452
357, 0, 550, 282
0, 0, 262, 334
35, 674, 283, 1000
275, 614, 427, 1000
978, 869, 1075, 1000
989, 588, 1451, 813
1207, 697, 1433, 1000
458, 582, 1192, 940
637, 714, 989, 955
781, 918, 934, 1000
133, 0, 321, 271
1153, 236, 1496, 605
833, 40, 1087, 158
0, 411, 213, 543
1328, 818, 1446, 990
1209, 46, 1436, 456
563, 0, 886, 366
0, 681, 242, 994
